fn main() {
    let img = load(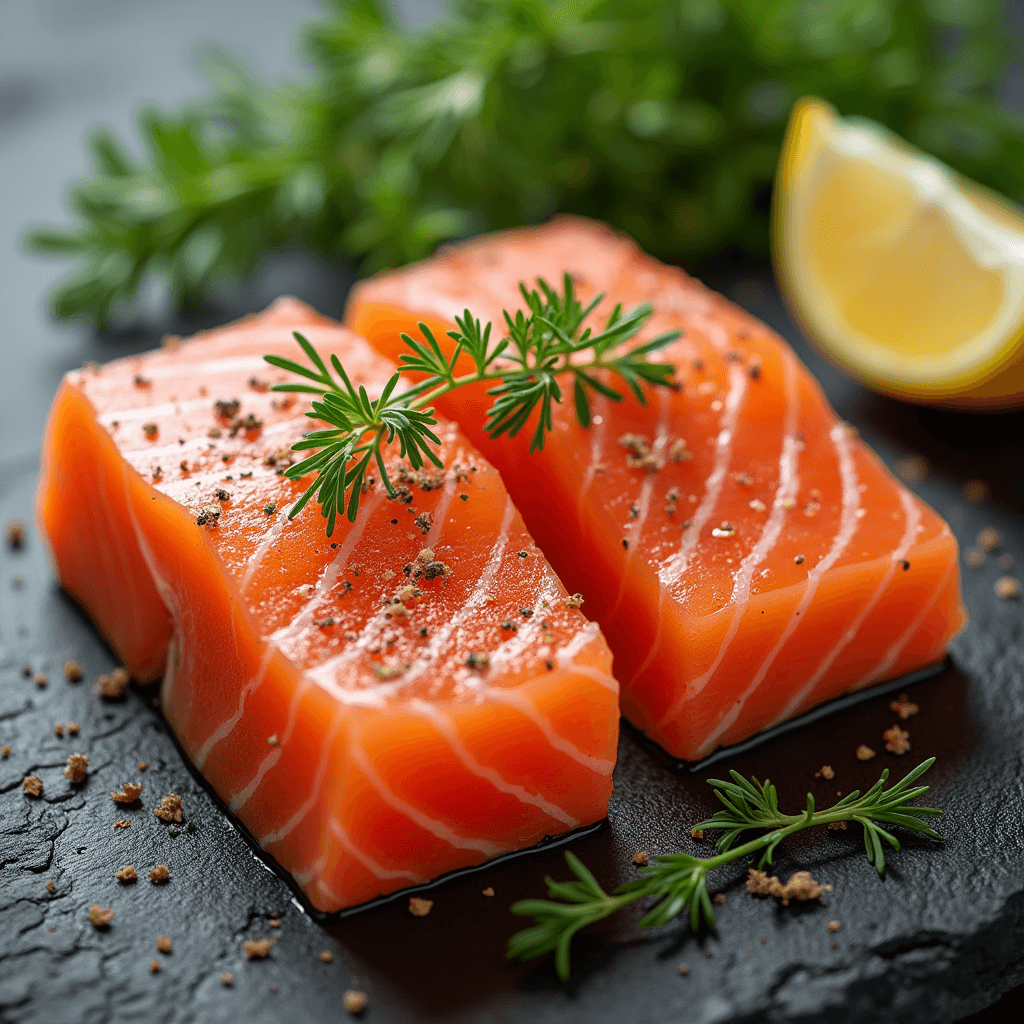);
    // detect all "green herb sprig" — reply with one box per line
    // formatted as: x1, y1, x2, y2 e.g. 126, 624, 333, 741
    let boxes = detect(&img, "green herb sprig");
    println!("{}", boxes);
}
263, 273, 678, 534
509, 757, 942, 982
27, 0, 1024, 324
